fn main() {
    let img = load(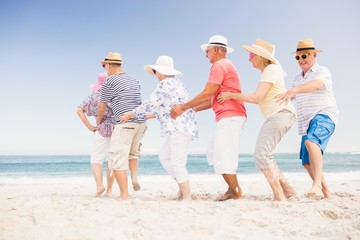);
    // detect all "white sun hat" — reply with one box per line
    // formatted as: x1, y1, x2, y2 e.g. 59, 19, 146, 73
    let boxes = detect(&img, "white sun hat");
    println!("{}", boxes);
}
200, 35, 234, 53
144, 55, 182, 76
